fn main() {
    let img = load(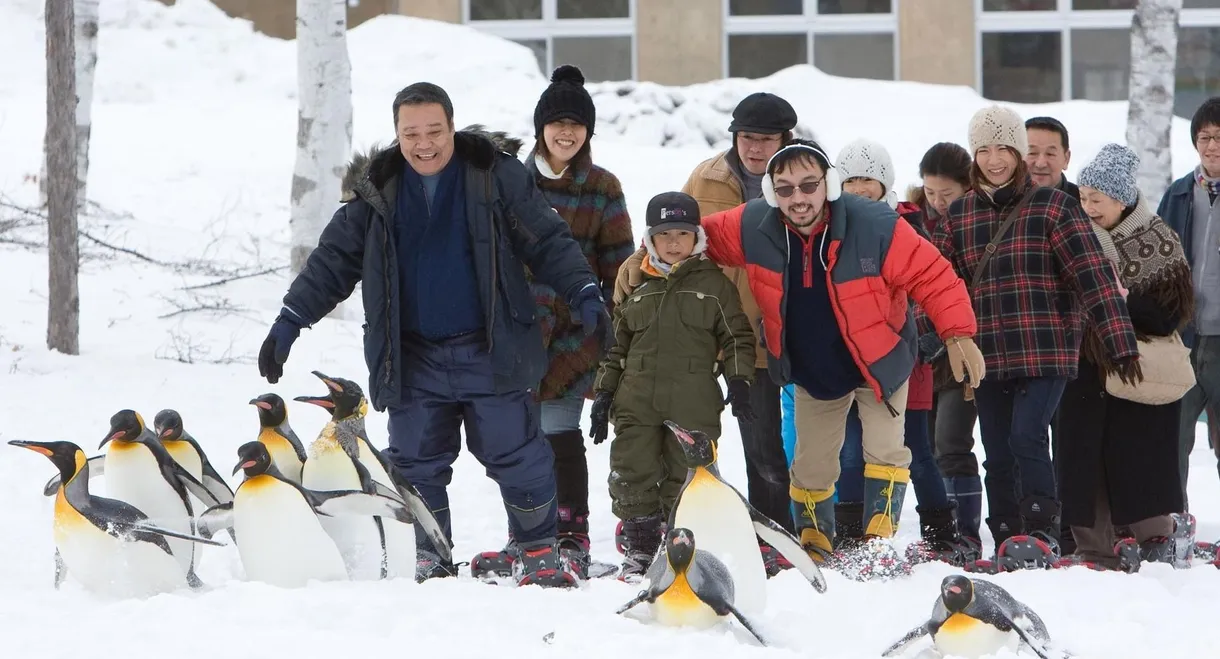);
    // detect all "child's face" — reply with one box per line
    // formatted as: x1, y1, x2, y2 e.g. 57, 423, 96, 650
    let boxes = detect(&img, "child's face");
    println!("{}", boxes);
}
653, 229, 696, 265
